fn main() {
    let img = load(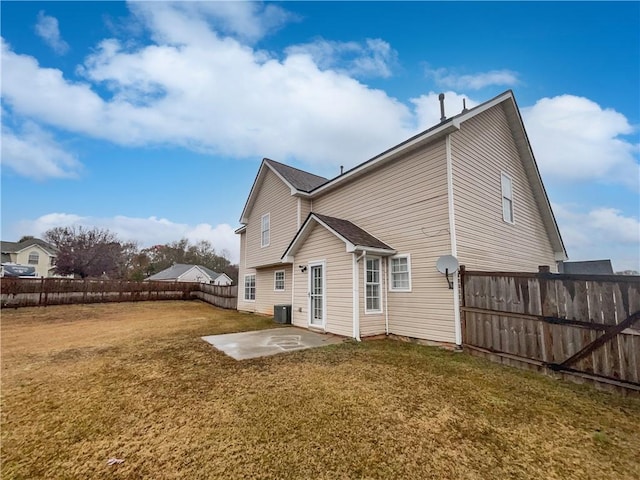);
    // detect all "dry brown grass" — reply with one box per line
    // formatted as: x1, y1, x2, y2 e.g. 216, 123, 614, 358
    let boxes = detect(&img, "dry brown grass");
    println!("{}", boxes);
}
2, 301, 639, 479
